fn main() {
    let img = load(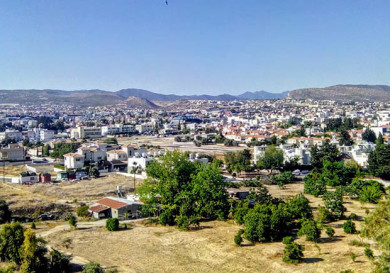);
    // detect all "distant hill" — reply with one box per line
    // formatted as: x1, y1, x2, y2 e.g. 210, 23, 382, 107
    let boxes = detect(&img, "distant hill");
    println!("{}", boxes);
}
116, 89, 239, 101
0, 89, 123, 106
0, 88, 286, 106
123, 96, 160, 109
237, 91, 288, 100
288, 85, 390, 102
